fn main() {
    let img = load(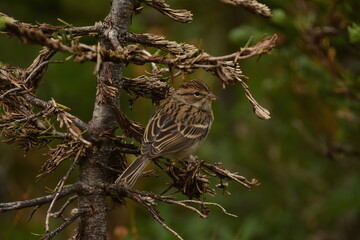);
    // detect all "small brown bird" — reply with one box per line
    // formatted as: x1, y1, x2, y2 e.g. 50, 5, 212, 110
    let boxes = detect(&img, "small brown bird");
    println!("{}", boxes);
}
115, 79, 217, 188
